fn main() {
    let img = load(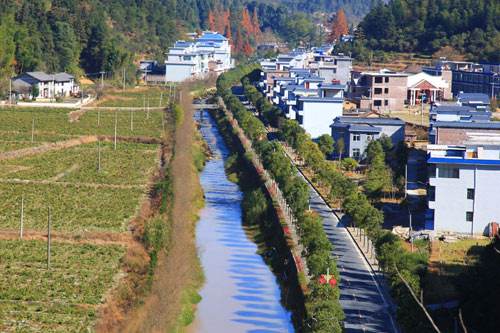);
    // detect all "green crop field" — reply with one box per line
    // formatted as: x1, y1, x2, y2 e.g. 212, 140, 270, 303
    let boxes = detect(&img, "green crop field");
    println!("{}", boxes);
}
0, 108, 166, 141
0, 142, 160, 185
0, 182, 143, 232
0, 239, 124, 332
0, 87, 171, 330
95, 87, 172, 107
